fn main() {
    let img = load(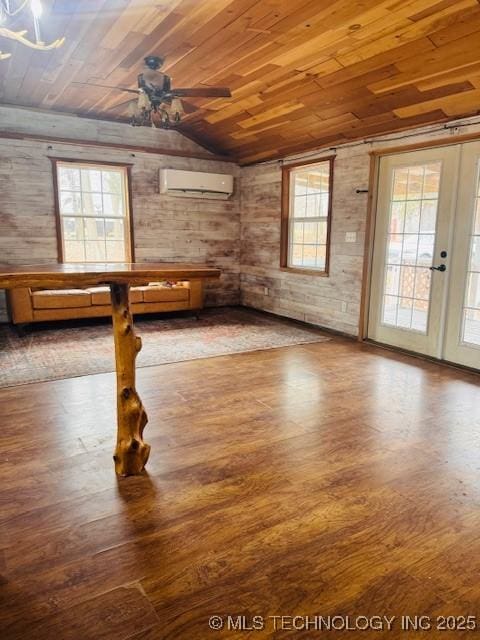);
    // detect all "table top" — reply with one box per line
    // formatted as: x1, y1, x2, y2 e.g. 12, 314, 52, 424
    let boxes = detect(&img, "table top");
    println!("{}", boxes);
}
0, 263, 221, 289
